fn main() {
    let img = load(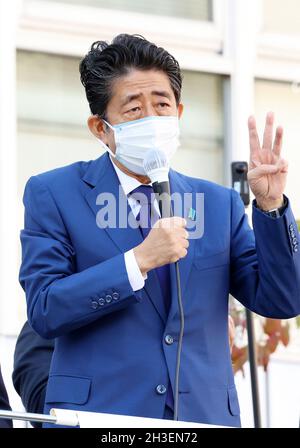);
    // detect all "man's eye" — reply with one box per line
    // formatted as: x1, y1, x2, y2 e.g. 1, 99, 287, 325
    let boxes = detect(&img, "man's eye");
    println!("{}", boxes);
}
130, 107, 140, 112
158, 103, 169, 108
